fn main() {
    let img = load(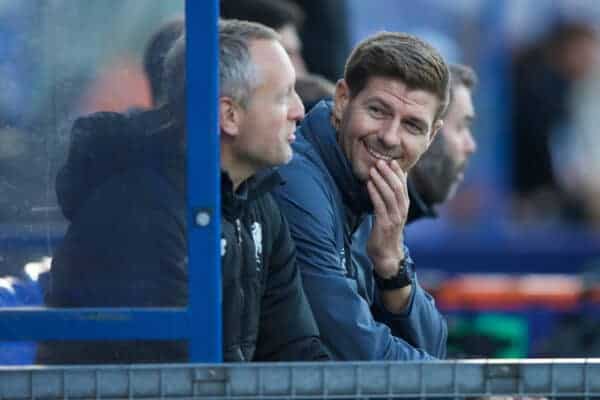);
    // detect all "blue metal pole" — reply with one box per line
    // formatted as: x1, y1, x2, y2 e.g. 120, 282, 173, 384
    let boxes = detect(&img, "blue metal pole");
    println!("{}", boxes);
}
185, 0, 222, 362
